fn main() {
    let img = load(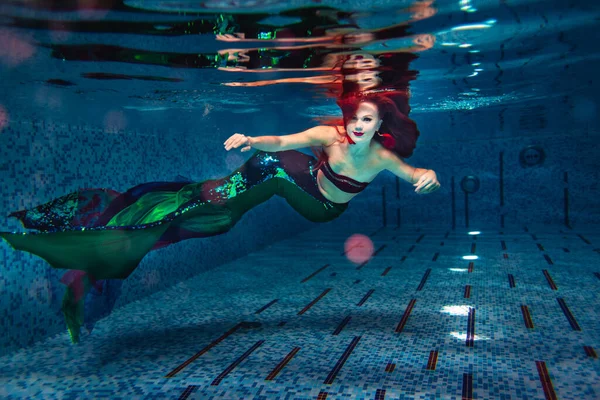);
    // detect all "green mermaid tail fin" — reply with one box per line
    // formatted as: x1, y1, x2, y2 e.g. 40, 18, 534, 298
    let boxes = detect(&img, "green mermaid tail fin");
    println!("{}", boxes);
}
61, 285, 85, 344
0, 224, 169, 280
